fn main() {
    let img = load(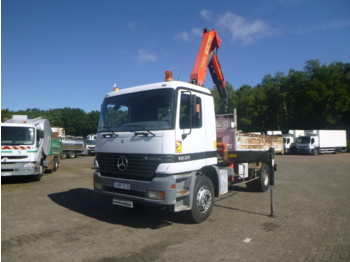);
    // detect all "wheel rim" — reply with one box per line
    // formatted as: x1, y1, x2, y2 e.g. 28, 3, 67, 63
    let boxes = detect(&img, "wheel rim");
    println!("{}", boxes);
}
196, 186, 212, 213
